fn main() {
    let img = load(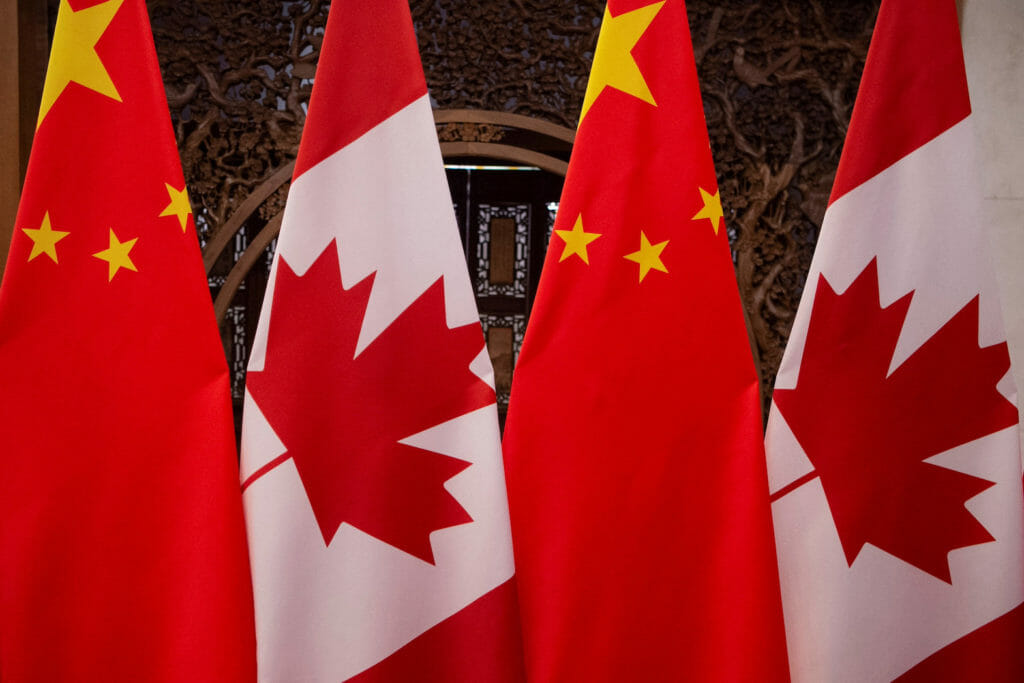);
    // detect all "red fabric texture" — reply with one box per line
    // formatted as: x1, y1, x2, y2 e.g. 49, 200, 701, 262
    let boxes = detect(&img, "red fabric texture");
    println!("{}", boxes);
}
0, 0, 256, 679
292, 0, 428, 180
347, 579, 526, 683
829, 0, 970, 204
502, 0, 789, 680
897, 602, 1024, 682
